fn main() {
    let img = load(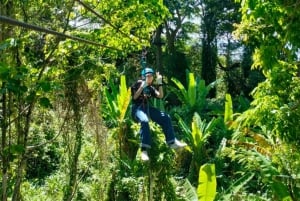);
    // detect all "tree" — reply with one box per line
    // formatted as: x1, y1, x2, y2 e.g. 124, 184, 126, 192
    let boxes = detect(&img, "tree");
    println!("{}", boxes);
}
200, 0, 241, 98
223, 0, 300, 199
234, 0, 300, 146
0, 1, 73, 199
0, 0, 169, 200
151, 0, 201, 84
